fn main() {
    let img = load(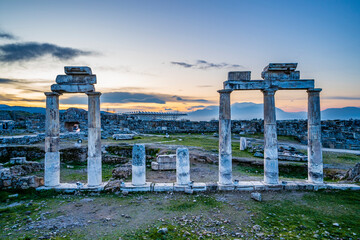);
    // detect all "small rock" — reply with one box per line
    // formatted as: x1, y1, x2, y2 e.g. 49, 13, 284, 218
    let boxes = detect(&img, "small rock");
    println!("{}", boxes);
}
252, 225, 261, 232
251, 192, 262, 202
158, 227, 168, 234
8, 194, 19, 198
333, 223, 340, 227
